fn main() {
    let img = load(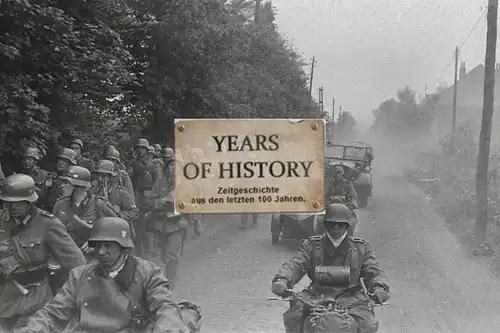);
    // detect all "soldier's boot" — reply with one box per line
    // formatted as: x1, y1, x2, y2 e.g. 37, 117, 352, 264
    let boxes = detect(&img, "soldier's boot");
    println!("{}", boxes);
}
192, 215, 202, 239
239, 214, 248, 230
252, 213, 258, 227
